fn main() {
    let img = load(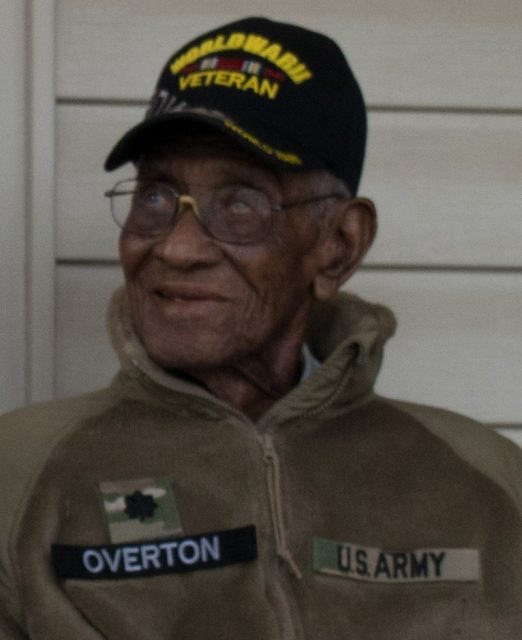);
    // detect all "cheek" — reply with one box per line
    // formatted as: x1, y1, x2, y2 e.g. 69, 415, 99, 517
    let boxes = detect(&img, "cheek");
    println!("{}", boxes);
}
229, 247, 315, 328
119, 236, 155, 331
119, 235, 153, 279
